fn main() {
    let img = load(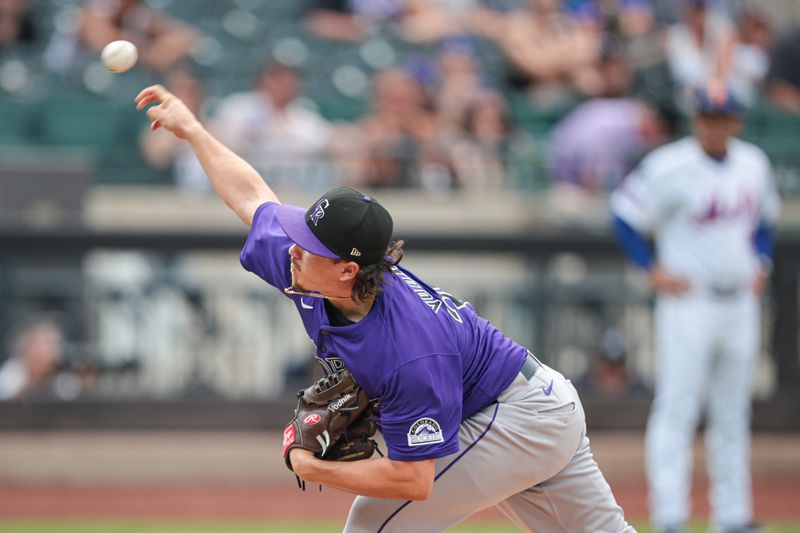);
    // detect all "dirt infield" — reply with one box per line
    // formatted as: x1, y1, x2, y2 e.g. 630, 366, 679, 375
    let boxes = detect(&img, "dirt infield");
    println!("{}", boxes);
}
1, 480, 799, 522
0, 431, 798, 522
